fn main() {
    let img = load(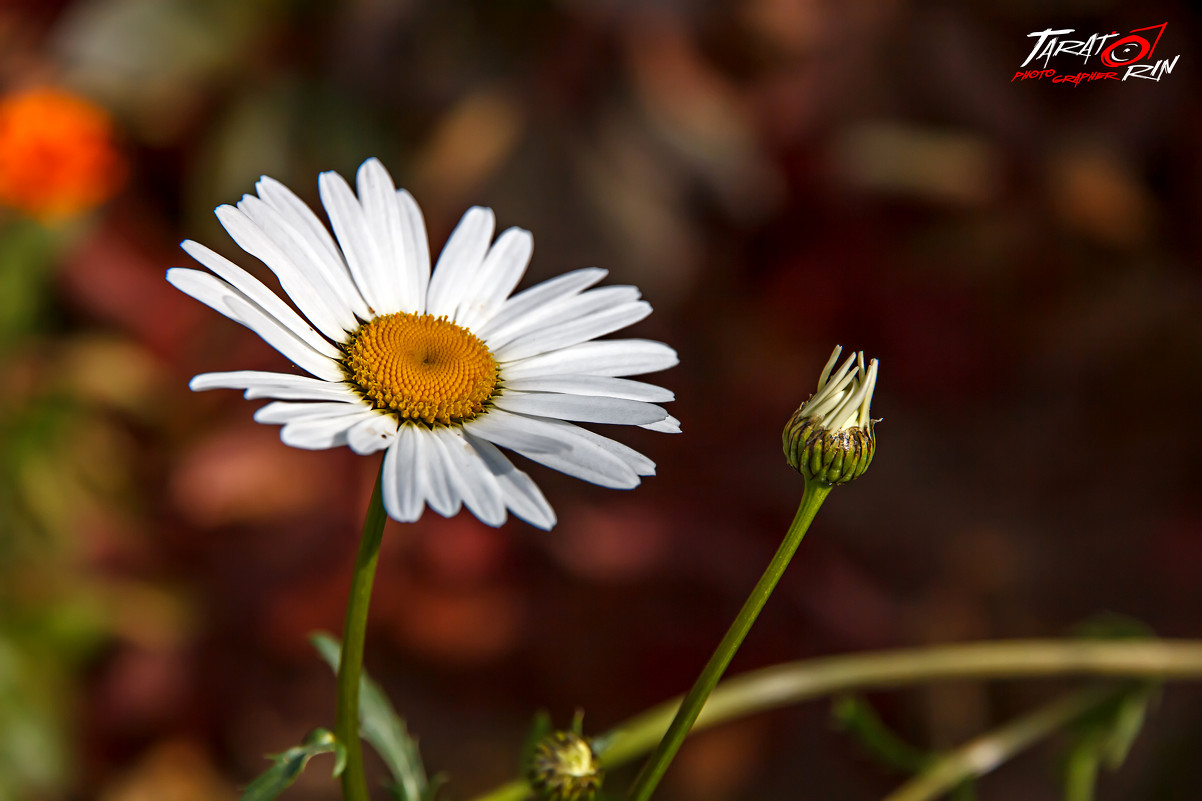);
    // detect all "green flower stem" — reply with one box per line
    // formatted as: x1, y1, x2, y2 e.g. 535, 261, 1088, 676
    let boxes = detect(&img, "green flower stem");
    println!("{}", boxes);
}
467, 639, 1202, 801
881, 684, 1127, 801
625, 481, 833, 801
336, 460, 389, 801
